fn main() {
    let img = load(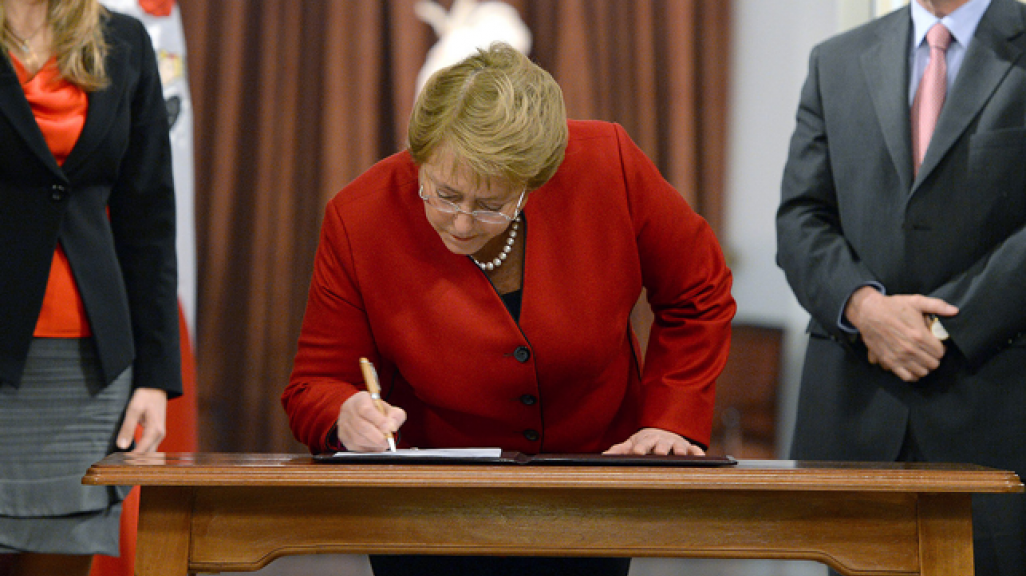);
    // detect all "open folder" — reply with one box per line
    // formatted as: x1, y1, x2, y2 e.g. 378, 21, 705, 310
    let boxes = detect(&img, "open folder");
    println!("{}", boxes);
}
314, 448, 737, 466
